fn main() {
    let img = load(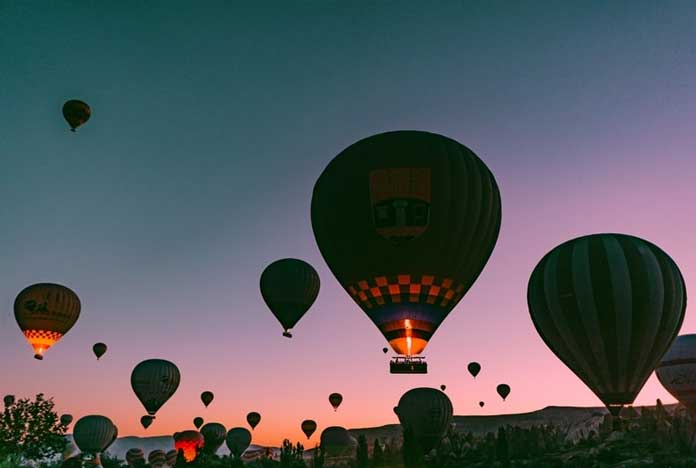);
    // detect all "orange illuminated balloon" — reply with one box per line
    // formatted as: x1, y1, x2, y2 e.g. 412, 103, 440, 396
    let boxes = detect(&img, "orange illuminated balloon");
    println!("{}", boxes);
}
14, 283, 81, 360
174, 430, 204, 462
